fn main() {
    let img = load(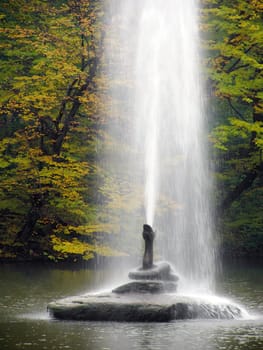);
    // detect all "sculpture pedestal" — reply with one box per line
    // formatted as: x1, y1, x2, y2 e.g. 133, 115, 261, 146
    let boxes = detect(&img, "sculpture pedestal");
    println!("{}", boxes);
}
47, 261, 242, 322
129, 261, 179, 282
47, 224, 243, 322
